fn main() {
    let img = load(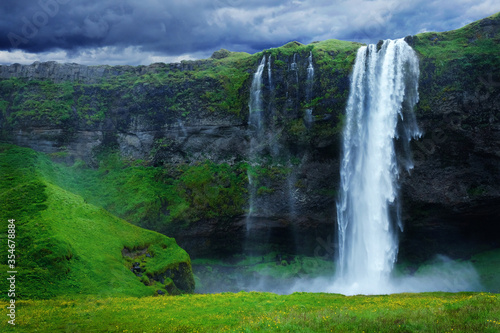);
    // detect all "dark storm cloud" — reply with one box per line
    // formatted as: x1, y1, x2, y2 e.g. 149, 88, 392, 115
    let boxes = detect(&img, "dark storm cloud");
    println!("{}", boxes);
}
0, 0, 279, 54
0, 0, 499, 65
